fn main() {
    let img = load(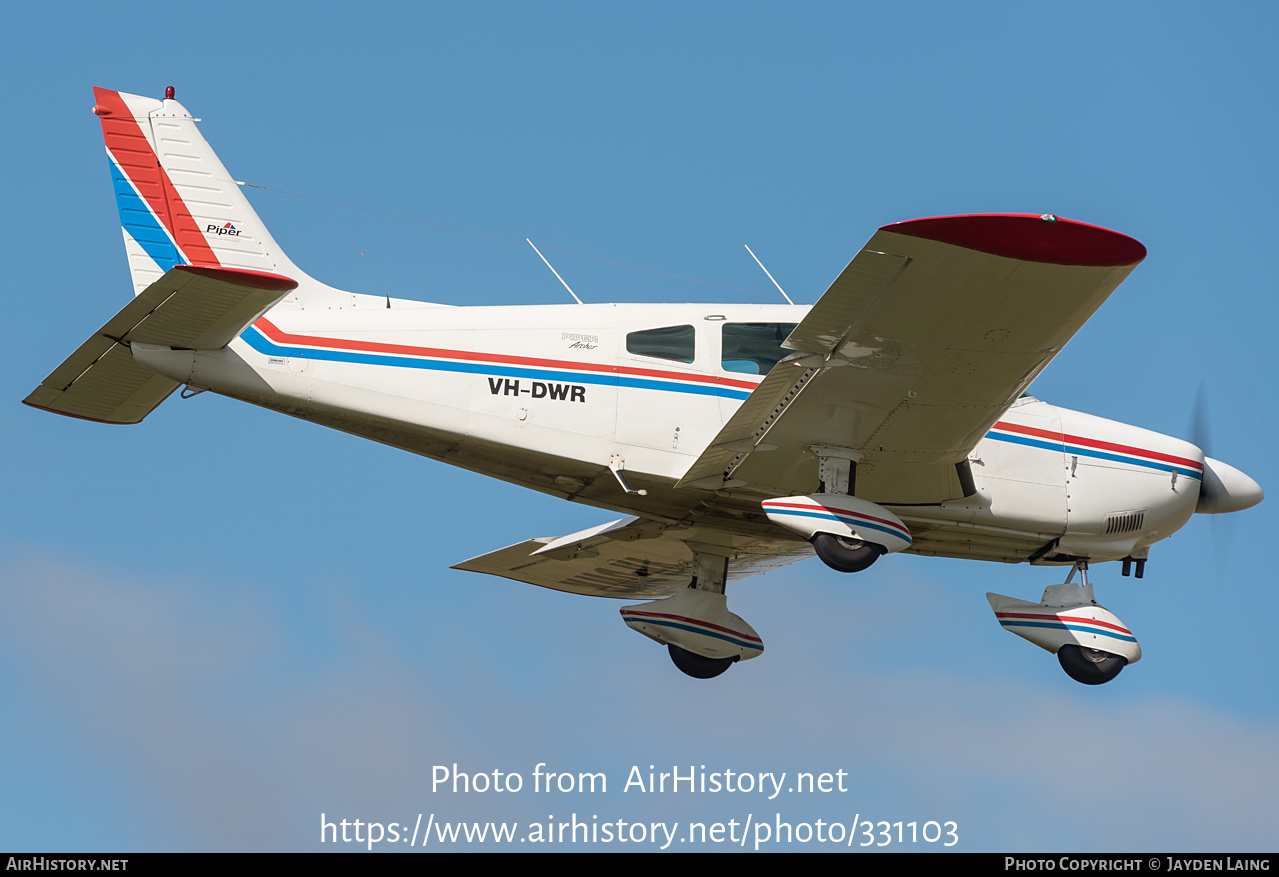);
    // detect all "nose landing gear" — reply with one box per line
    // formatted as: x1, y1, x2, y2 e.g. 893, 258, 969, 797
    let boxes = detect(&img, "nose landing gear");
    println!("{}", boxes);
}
1057, 644, 1127, 685
987, 562, 1140, 686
